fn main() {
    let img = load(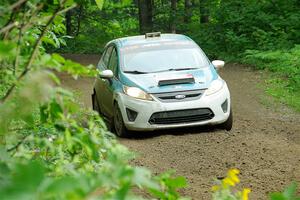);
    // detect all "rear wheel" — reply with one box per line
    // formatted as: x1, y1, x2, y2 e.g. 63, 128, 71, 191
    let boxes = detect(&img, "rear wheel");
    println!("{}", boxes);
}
220, 108, 233, 131
113, 105, 129, 137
